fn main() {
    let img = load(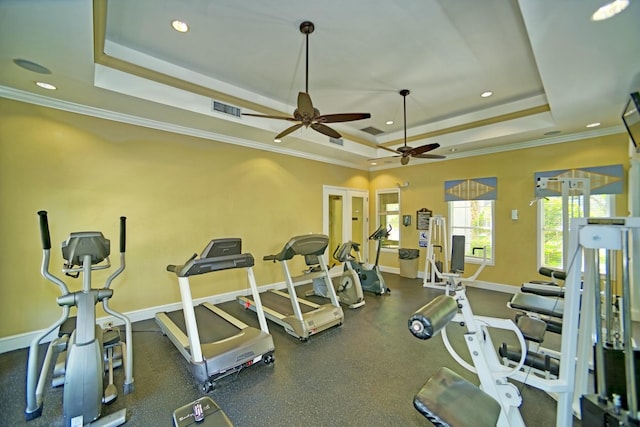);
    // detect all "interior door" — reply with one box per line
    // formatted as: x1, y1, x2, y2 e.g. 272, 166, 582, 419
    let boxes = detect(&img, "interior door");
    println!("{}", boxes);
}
323, 186, 369, 267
